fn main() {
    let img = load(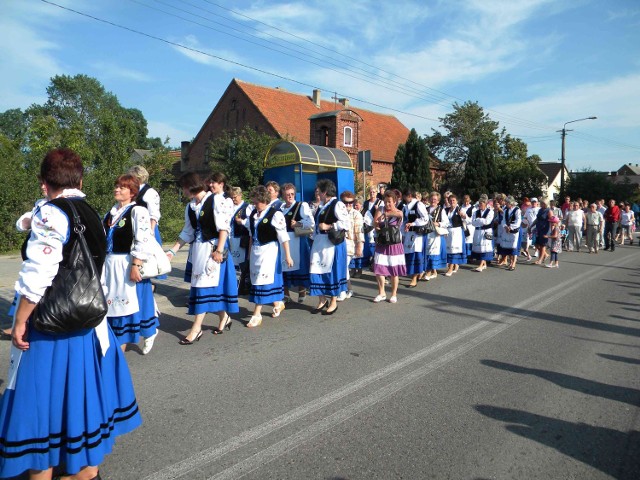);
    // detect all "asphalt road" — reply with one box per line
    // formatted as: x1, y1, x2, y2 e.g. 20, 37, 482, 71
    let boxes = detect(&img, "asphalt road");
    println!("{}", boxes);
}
1, 243, 639, 480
